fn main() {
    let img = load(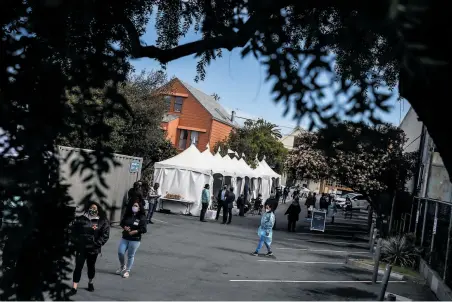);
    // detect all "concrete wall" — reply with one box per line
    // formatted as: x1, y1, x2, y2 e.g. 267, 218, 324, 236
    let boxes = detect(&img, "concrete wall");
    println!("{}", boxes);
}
420, 258, 452, 300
